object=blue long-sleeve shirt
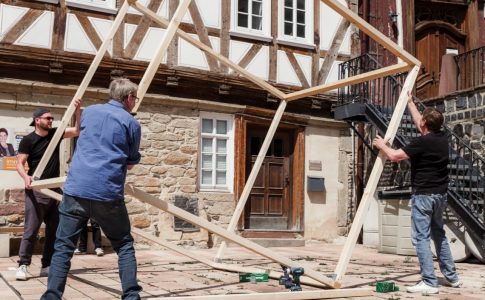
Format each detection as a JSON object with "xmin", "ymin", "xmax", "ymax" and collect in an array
[{"xmin": 64, "ymin": 100, "xmax": 141, "ymax": 201}]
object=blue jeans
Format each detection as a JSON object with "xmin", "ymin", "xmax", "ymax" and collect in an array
[
  {"xmin": 41, "ymin": 194, "xmax": 142, "ymax": 300},
  {"xmin": 411, "ymin": 193, "xmax": 459, "ymax": 287}
]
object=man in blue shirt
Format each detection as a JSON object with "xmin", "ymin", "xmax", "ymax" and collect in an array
[{"xmin": 41, "ymin": 78, "xmax": 142, "ymax": 300}]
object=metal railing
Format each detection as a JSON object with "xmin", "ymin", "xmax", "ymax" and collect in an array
[
  {"xmin": 338, "ymin": 53, "xmax": 485, "ymax": 228},
  {"xmin": 455, "ymin": 46, "xmax": 485, "ymax": 91}
]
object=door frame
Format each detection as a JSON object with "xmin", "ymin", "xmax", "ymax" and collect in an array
[{"xmin": 234, "ymin": 115, "xmax": 305, "ymax": 238}]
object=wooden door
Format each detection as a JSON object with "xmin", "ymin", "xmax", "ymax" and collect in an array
[
  {"xmin": 415, "ymin": 7, "xmax": 466, "ymax": 99},
  {"xmin": 244, "ymin": 127, "xmax": 292, "ymax": 230}
]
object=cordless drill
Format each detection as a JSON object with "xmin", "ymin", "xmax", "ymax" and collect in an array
[{"xmin": 279, "ymin": 265, "xmax": 304, "ymax": 292}]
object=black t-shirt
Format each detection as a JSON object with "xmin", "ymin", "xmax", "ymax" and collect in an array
[
  {"xmin": 18, "ymin": 128, "xmax": 63, "ymax": 179},
  {"xmin": 402, "ymin": 131, "xmax": 449, "ymax": 194}
]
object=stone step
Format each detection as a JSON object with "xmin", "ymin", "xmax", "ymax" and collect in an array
[{"xmin": 228, "ymin": 238, "xmax": 305, "ymax": 248}]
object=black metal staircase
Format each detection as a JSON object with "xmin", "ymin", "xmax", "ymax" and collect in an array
[{"xmin": 335, "ymin": 54, "xmax": 485, "ymax": 252}]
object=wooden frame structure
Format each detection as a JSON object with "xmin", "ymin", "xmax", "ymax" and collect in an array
[{"xmin": 27, "ymin": 0, "xmax": 420, "ymax": 296}]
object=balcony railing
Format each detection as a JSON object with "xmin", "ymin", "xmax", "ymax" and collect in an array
[{"xmin": 455, "ymin": 46, "xmax": 485, "ymax": 91}]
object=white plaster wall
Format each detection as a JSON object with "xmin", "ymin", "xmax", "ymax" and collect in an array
[
  {"xmin": 304, "ymin": 126, "xmax": 340, "ymax": 240},
  {"xmin": 363, "ymin": 192, "xmax": 380, "ymax": 246}
]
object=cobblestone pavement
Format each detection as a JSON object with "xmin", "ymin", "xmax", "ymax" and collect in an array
[{"xmin": 1, "ymin": 241, "xmax": 484, "ymax": 299}]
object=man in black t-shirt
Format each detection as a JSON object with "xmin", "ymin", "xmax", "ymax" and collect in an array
[
  {"xmin": 373, "ymin": 92, "xmax": 461, "ymax": 294},
  {"xmin": 15, "ymin": 102, "xmax": 81, "ymax": 281}
]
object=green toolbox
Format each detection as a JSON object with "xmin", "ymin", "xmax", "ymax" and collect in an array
[{"xmin": 239, "ymin": 273, "xmax": 269, "ymax": 283}]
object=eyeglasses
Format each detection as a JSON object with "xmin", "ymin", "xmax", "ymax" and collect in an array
[
  {"xmin": 131, "ymin": 94, "xmax": 140, "ymax": 103},
  {"xmin": 38, "ymin": 117, "xmax": 54, "ymax": 121}
]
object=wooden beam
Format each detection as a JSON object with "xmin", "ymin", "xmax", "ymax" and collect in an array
[
  {"xmin": 30, "ymin": 176, "xmax": 66, "ymax": 189},
  {"xmin": 219, "ymin": 0, "xmax": 230, "ymax": 73},
  {"xmin": 133, "ymin": 226, "xmax": 327, "ymax": 288},
  {"xmin": 131, "ymin": 0, "xmax": 191, "ymax": 113},
  {"xmin": 285, "ymin": 62, "xmax": 412, "ymax": 101},
  {"xmin": 31, "ymin": 0, "xmax": 130, "ymax": 180},
  {"xmin": 213, "ymin": 100, "xmax": 287, "ymax": 262},
  {"xmin": 333, "ymin": 65, "xmax": 420, "ymax": 284},
  {"xmin": 131, "ymin": 227, "xmax": 214, "ymax": 267},
  {"xmin": 187, "ymin": 0, "xmax": 219, "ymax": 72},
  {"xmin": 148, "ymin": 288, "xmax": 373, "ymax": 300},
  {"xmin": 286, "ymin": 51, "xmax": 310, "ymax": 88},
  {"xmin": 238, "ymin": 44, "xmax": 263, "ymax": 69},
  {"xmin": 125, "ymin": 184, "xmax": 338, "ymax": 288},
  {"xmin": 38, "ymin": 189, "xmax": 63, "ymax": 201},
  {"xmin": 124, "ymin": 0, "xmax": 163, "ymax": 59},
  {"xmin": 321, "ymin": 0, "xmax": 420, "ymax": 66},
  {"xmin": 130, "ymin": 1, "xmax": 286, "ymax": 100},
  {"xmin": 77, "ymin": 14, "xmax": 103, "ymax": 51},
  {"xmin": 1, "ymin": 9, "xmax": 43, "ymax": 44},
  {"xmin": 317, "ymin": 19, "xmax": 350, "ymax": 84}
]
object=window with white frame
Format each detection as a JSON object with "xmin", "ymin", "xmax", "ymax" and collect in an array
[
  {"xmin": 231, "ymin": 0, "xmax": 271, "ymax": 40},
  {"xmin": 66, "ymin": 0, "xmax": 117, "ymax": 14},
  {"xmin": 278, "ymin": 0, "xmax": 313, "ymax": 45},
  {"xmin": 199, "ymin": 113, "xmax": 234, "ymax": 192}
]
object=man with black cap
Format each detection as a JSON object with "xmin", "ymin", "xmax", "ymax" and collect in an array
[{"xmin": 15, "ymin": 100, "xmax": 81, "ymax": 281}]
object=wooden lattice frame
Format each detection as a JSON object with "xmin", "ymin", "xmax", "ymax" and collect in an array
[{"xmin": 28, "ymin": 0, "xmax": 420, "ymax": 295}]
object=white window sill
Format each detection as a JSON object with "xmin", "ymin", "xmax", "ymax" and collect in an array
[
  {"xmin": 199, "ymin": 187, "xmax": 232, "ymax": 193},
  {"xmin": 277, "ymin": 38, "xmax": 316, "ymax": 50},
  {"xmin": 66, "ymin": 1, "xmax": 118, "ymax": 14},
  {"xmin": 229, "ymin": 30, "xmax": 273, "ymax": 43}
]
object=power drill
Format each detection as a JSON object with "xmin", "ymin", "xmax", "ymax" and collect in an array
[{"xmin": 279, "ymin": 265, "xmax": 304, "ymax": 292}]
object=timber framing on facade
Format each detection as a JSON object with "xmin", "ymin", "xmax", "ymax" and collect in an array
[{"xmin": 25, "ymin": 0, "xmax": 420, "ymax": 296}]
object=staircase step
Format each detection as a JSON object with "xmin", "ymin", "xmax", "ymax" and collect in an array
[{"xmin": 449, "ymin": 187, "xmax": 485, "ymax": 193}]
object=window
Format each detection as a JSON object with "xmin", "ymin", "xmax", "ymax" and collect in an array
[
  {"xmin": 278, "ymin": 0, "xmax": 313, "ymax": 45},
  {"xmin": 231, "ymin": 0, "xmax": 271, "ymax": 41},
  {"xmin": 66, "ymin": 0, "xmax": 117, "ymax": 14},
  {"xmin": 199, "ymin": 113, "xmax": 234, "ymax": 192}
]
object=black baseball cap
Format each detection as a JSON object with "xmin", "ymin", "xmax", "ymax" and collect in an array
[{"xmin": 30, "ymin": 108, "xmax": 51, "ymax": 126}]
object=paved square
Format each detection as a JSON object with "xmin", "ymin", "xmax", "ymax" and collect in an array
[{"xmin": 1, "ymin": 241, "xmax": 484, "ymax": 299}]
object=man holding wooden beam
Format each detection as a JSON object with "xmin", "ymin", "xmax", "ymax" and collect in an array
[
  {"xmin": 15, "ymin": 103, "xmax": 81, "ymax": 281},
  {"xmin": 41, "ymin": 78, "xmax": 142, "ymax": 300},
  {"xmin": 373, "ymin": 92, "xmax": 461, "ymax": 294}
]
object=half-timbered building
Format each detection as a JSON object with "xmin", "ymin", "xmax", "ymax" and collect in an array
[{"xmin": 0, "ymin": 0, "xmax": 359, "ymax": 247}]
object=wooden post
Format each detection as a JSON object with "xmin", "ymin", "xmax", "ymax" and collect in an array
[
  {"xmin": 285, "ymin": 63, "xmax": 411, "ymax": 101},
  {"xmin": 130, "ymin": 1, "xmax": 286, "ymax": 100},
  {"xmin": 214, "ymin": 100, "xmax": 287, "ymax": 262},
  {"xmin": 125, "ymin": 184, "xmax": 338, "ymax": 288},
  {"xmin": 321, "ymin": 0, "xmax": 420, "ymax": 66},
  {"xmin": 131, "ymin": 0, "xmax": 191, "ymax": 113},
  {"xmin": 31, "ymin": 176, "xmax": 66, "ymax": 189},
  {"xmin": 332, "ymin": 65, "xmax": 420, "ymax": 284},
  {"xmin": 38, "ymin": 189, "xmax": 63, "ymax": 201},
  {"xmin": 31, "ymin": 1, "xmax": 130, "ymax": 180},
  {"xmin": 148, "ymin": 288, "xmax": 373, "ymax": 300}
]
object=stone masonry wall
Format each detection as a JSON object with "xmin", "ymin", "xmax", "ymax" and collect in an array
[
  {"xmin": 125, "ymin": 104, "xmax": 235, "ymax": 248},
  {"xmin": 337, "ymin": 130, "xmax": 355, "ymax": 236},
  {"xmin": 441, "ymin": 90, "xmax": 485, "ymax": 159}
]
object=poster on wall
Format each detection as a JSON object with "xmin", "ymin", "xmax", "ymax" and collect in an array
[{"xmin": 0, "ymin": 127, "xmax": 29, "ymax": 171}]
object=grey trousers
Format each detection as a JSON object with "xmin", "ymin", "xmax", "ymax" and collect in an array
[{"xmin": 18, "ymin": 189, "xmax": 60, "ymax": 268}]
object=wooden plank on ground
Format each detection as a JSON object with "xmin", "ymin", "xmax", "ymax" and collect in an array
[
  {"xmin": 131, "ymin": 0, "xmax": 191, "ymax": 113},
  {"xmin": 285, "ymin": 63, "xmax": 411, "ymax": 101},
  {"xmin": 133, "ymin": 227, "xmax": 327, "ymax": 288},
  {"xmin": 214, "ymin": 100, "xmax": 288, "ymax": 262},
  {"xmin": 125, "ymin": 185, "xmax": 338, "ymax": 288},
  {"xmin": 332, "ymin": 65, "xmax": 420, "ymax": 284},
  {"xmin": 130, "ymin": 1, "xmax": 286, "ymax": 100},
  {"xmin": 148, "ymin": 288, "xmax": 373, "ymax": 300},
  {"xmin": 31, "ymin": 1, "xmax": 130, "ymax": 180}
]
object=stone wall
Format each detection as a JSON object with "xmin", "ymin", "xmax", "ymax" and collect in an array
[
  {"xmin": 441, "ymin": 89, "xmax": 485, "ymax": 159},
  {"xmin": 125, "ymin": 105, "xmax": 236, "ymax": 248}
]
